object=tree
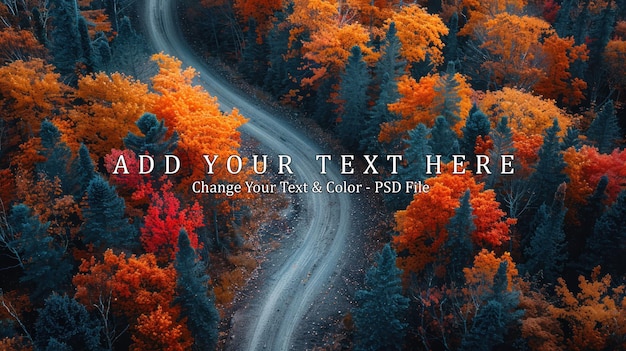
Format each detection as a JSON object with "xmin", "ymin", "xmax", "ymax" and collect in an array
[
  {"xmin": 428, "ymin": 115, "xmax": 459, "ymax": 162},
  {"xmin": 529, "ymin": 119, "xmax": 568, "ymax": 206},
  {"xmin": 460, "ymin": 261, "xmax": 523, "ymax": 351},
  {"xmin": 123, "ymin": 112, "xmax": 179, "ymax": 167},
  {"xmin": 551, "ymin": 267, "xmax": 626, "ymax": 351},
  {"xmin": 71, "ymin": 144, "xmax": 96, "ymax": 197},
  {"xmin": 433, "ymin": 62, "xmax": 462, "ymax": 127},
  {"xmin": 484, "ymin": 117, "xmax": 515, "ymax": 189},
  {"xmin": 77, "ymin": 16, "xmax": 95, "ymax": 73},
  {"xmin": 460, "ymin": 104, "xmax": 490, "ymax": 163},
  {"xmin": 336, "ymin": 46, "xmax": 370, "ymax": 150},
  {"xmin": 82, "ymin": 175, "xmax": 136, "ymax": 250},
  {"xmin": 0, "ymin": 27, "xmax": 47, "ymax": 65},
  {"xmin": 353, "ymin": 244, "xmax": 409, "ymax": 351},
  {"xmin": 394, "ymin": 172, "xmax": 512, "ymax": 279},
  {"xmin": 174, "ymin": 229, "xmax": 219, "ymax": 351},
  {"xmin": 386, "ymin": 4, "xmax": 448, "ymax": 67},
  {"xmin": 132, "ymin": 305, "xmax": 192, "ymax": 351},
  {"xmin": 399, "ymin": 123, "xmax": 432, "ymax": 183},
  {"xmin": 36, "ymin": 120, "xmax": 75, "ymax": 194},
  {"xmin": 49, "ymin": 0, "xmax": 83, "ymax": 78},
  {"xmin": 109, "ymin": 17, "xmax": 152, "ymax": 79},
  {"xmin": 8, "ymin": 204, "xmax": 72, "ymax": 300},
  {"xmin": 34, "ymin": 294, "xmax": 101, "ymax": 351},
  {"xmin": 578, "ymin": 191, "xmax": 626, "ymax": 275},
  {"xmin": 524, "ymin": 184, "xmax": 568, "ymax": 282},
  {"xmin": 585, "ymin": 100, "xmax": 621, "ymax": 153},
  {"xmin": 136, "ymin": 180, "xmax": 203, "ymax": 262},
  {"xmin": 445, "ymin": 190, "xmax": 475, "ymax": 284}
]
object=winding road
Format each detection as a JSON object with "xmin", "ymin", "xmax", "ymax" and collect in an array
[{"xmin": 143, "ymin": 1, "xmax": 355, "ymax": 350}]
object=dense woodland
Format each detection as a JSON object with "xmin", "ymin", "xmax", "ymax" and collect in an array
[{"xmin": 0, "ymin": 0, "xmax": 626, "ymax": 350}]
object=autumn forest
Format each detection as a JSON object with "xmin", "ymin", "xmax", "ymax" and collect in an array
[{"xmin": 1, "ymin": 0, "xmax": 626, "ymax": 349}]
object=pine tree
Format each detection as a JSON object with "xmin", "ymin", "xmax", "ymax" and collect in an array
[
  {"xmin": 32, "ymin": 7, "xmax": 49, "ymax": 47},
  {"xmin": 530, "ymin": 119, "xmax": 568, "ymax": 205},
  {"xmin": 579, "ymin": 190, "xmax": 626, "ymax": 275},
  {"xmin": 109, "ymin": 17, "xmax": 151, "ymax": 79},
  {"xmin": 49, "ymin": 0, "xmax": 82, "ymax": 78},
  {"xmin": 37, "ymin": 120, "xmax": 76, "ymax": 196},
  {"xmin": 8, "ymin": 204, "xmax": 72, "ymax": 300},
  {"xmin": 485, "ymin": 117, "xmax": 515, "ymax": 189},
  {"xmin": 361, "ymin": 23, "xmax": 404, "ymax": 154},
  {"xmin": 460, "ymin": 261, "xmax": 523, "ymax": 351},
  {"xmin": 71, "ymin": 143, "xmax": 96, "ymax": 197},
  {"xmin": 571, "ymin": 175, "xmax": 608, "ymax": 260},
  {"xmin": 443, "ymin": 12, "xmax": 460, "ymax": 65},
  {"xmin": 311, "ymin": 77, "xmax": 338, "ymax": 128},
  {"xmin": 78, "ymin": 16, "xmax": 95, "ymax": 73},
  {"xmin": 82, "ymin": 175, "xmax": 136, "ymax": 250},
  {"xmin": 34, "ymin": 294, "xmax": 101, "ymax": 351},
  {"xmin": 428, "ymin": 115, "xmax": 459, "ymax": 162},
  {"xmin": 93, "ymin": 31, "xmax": 112, "ymax": 70},
  {"xmin": 562, "ymin": 126, "xmax": 582, "ymax": 151},
  {"xmin": 445, "ymin": 190, "xmax": 475, "ymax": 284},
  {"xmin": 586, "ymin": 100, "xmax": 621, "ymax": 153},
  {"xmin": 240, "ymin": 19, "xmax": 267, "ymax": 86},
  {"xmin": 123, "ymin": 112, "xmax": 179, "ymax": 161},
  {"xmin": 460, "ymin": 104, "xmax": 490, "ymax": 162},
  {"xmin": 264, "ymin": 7, "xmax": 302, "ymax": 98},
  {"xmin": 524, "ymin": 185, "xmax": 568, "ymax": 282},
  {"xmin": 353, "ymin": 244, "xmax": 409, "ymax": 351},
  {"xmin": 174, "ymin": 229, "xmax": 219, "ymax": 351},
  {"xmin": 337, "ymin": 46, "xmax": 370, "ymax": 150}
]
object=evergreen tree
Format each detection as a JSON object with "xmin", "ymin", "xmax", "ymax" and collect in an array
[
  {"xmin": 485, "ymin": 117, "xmax": 515, "ymax": 189},
  {"xmin": 570, "ymin": 175, "xmax": 608, "ymax": 260},
  {"xmin": 71, "ymin": 143, "xmax": 96, "ymax": 197},
  {"xmin": 82, "ymin": 175, "xmax": 136, "ymax": 250},
  {"xmin": 428, "ymin": 115, "xmax": 459, "ymax": 162},
  {"xmin": 586, "ymin": 100, "xmax": 621, "ymax": 153},
  {"xmin": 443, "ymin": 12, "xmax": 460, "ymax": 65},
  {"xmin": 460, "ymin": 104, "xmax": 490, "ymax": 162},
  {"xmin": 123, "ymin": 113, "xmax": 179, "ymax": 161},
  {"xmin": 336, "ymin": 46, "xmax": 370, "ymax": 150},
  {"xmin": 311, "ymin": 77, "xmax": 338, "ymax": 128},
  {"xmin": 34, "ymin": 294, "xmax": 101, "ymax": 351},
  {"xmin": 49, "ymin": 0, "xmax": 83, "ymax": 78},
  {"xmin": 109, "ymin": 17, "xmax": 151, "ymax": 79},
  {"xmin": 562, "ymin": 126, "xmax": 582, "ymax": 151},
  {"xmin": 93, "ymin": 31, "xmax": 112, "ymax": 70},
  {"xmin": 37, "ymin": 120, "xmax": 76, "ymax": 195},
  {"xmin": 529, "ymin": 119, "xmax": 567, "ymax": 205},
  {"xmin": 445, "ymin": 190, "xmax": 475, "ymax": 284},
  {"xmin": 361, "ymin": 23, "xmax": 404, "ymax": 154},
  {"xmin": 353, "ymin": 244, "xmax": 409, "ymax": 351},
  {"xmin": 433, "ymin": 62, "xmax": 462, "ymax": 127},
  {"xmin": 579, "ymin": 190, "xmax": 626, "ymax": 275},
  {"xmin": 399, "ymin": 123, "xmax": 432, "ymax": 182},
  {"xmin": 524, "ymin": 185, "xmax": 568, "ymax": 282},
  {"xmin": 174, "ymin": 229, "xmax": 220, "ymax": 351},
  {"xmin": 460, "ymin": 261, "xmax": 523, "ymax": 351},
  {"xmin": 78, "ymin": 16, "xmax": 95, "ymax": 73},
  {"xmin": 8, "ymin": 204, "xmax": 72, "ymax": 300},
  {"xmin": 264, "ymin": 7, "xmax": 302, "ymax": 98},
  {"xmin": 32, "ymin": 7, "xmax": 49, "ymax": 47}
]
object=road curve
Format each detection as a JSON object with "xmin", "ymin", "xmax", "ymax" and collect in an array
[{"xmin": 142, "ymin": 1, "xmax": 354, "ymax": 350}]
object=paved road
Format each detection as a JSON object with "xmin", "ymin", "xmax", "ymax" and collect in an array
[{"xmin": 142, "ymin": 2, "xmax": 354, "ymax": 350}]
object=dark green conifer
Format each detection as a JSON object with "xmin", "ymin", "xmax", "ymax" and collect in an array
[
  {"xmin": 445, "ymin": 190, "xmax": 475, "ymax": 284},
  {"xmin": 49, "ymin": 0, "xmax": 83, "ymax": 78},
  {"xmin": 174, "ymin": 229, "xmax": 220, "ymax": 351},
  {"xmin": 336, "ymin": 46, "xmax": 370, "ymax": 150},
  {"xmin": 353, "ymin": 244, "xmax": 409, "ymax": 351},
  {"xmin": 428, "ymin": 115, "xmax": 459, "ymax": 162},
  {"xmin": 485, "ymin": 117, "xmax": 515, "ymax": 189},
  {"xmin": 460, "ymin": 104, "xmax": 490, "ymax": 162},
  {"xmin": 586, "ymin": 100, "xmax": 621, "ymax": 153}
]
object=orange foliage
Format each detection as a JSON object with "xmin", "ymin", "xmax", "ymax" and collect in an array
[
  {"xmin": 463, "ymin": 249, "xmax": 518, "ymax": 295},
  {"xmin": 535, "ymin": 35, "xmax": 588, "ymax": 106},
  {"xmin": 604, "ymin": 39, "xmax": 626, "ymax": 91},
  {"xmin": 550, "ymin": 267, "xmax": 626, "ymax": 351},
  {"xmin": 478, "ymin": 87, "xmax": 574, "ymax": 137},
  {"xmin": 459, "ymin": 0, "xmax": 527, "ymax": 37},
  {"xmin": 563, "ymin": 146, "xmax": 626, "ymax": 208},
  {"xmin": 68, "ymin": 72, "xmax": 153, "ymax": 157},
  {"xmin": 233, "ymin": 0, "xmax": 282, "ymax": 37},
  {"xmin": 150, "ymin": 53, "xmax": 247, "ymax": 191},
  {"xmin": 480, "ymin": 14, "xmax": 553, "ymax": 89},
  {"xmin": 383, "ymin": 72, "xmax": 472, "ymax": 142},
  {"xmin": 301, "ymin": 22, "xmax": 376, "ymax": 85},
  {"xmin": 512, "ymin": 133, "xmax": 543, "ymax": 175},
  {"xmin": 0, "ymin": 59, "xmax": 67, "ymax": 139},
  {"xmin": 394, "ymin": 170, "xmax": 512, "ymax": 277},
  {"xmin": 0, "ymin": 28, "xmax": 47, "ymax": 64},
  {"xmin": 81, "ymin": 10, "xmax": 113, "ymax": 38},
  {"xmin": 385, "ymin": 4, "xmax": 448, "ymax": 66},
  {"xmin": 519, "ymin": 288, "xmax": 565, "ymax": 351},
  {"xmin": 73, "ymin": 250, "xmax": 192, "ymax": 348},
  {"xmin": 132, "ymin": 305, "xmax": 193, "ymax": 351}
]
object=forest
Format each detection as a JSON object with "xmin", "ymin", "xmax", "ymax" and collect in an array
[{"xmin": 1, "ymin": 0, "xmax": 626, "ymax": 350}]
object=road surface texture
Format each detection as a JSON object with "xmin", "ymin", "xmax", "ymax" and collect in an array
[{"xmin": 143, "ymin": 1, "xmax": 357, "ymax": 350}]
